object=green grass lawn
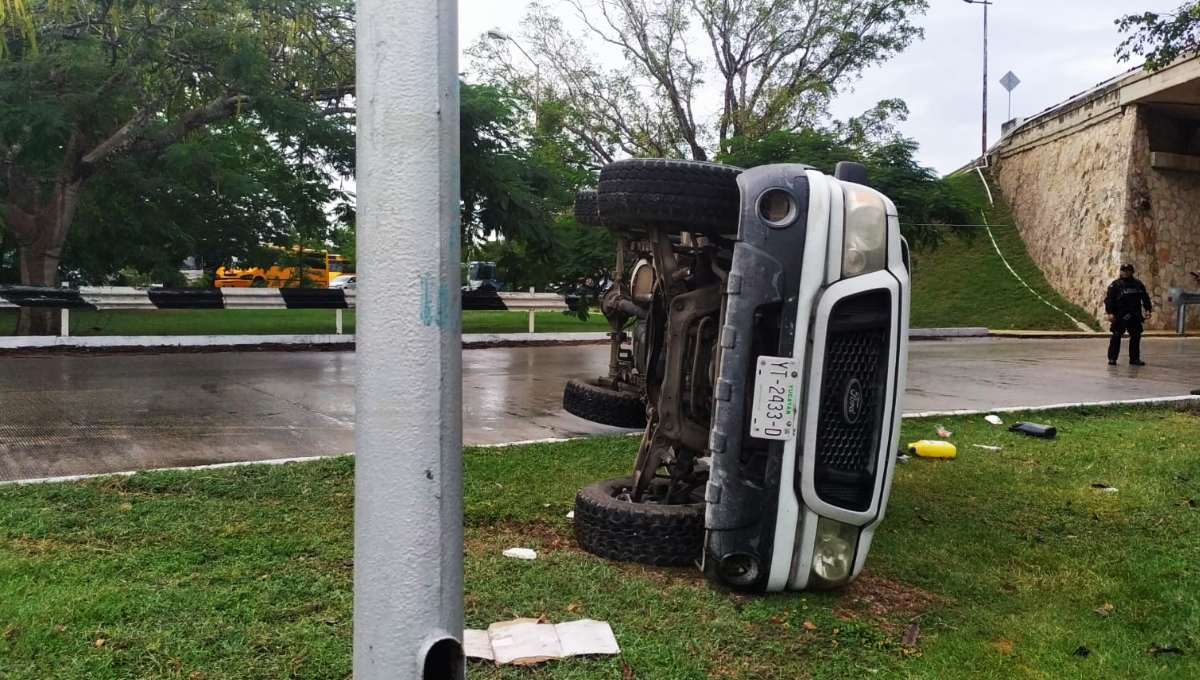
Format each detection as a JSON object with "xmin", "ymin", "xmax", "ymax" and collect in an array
[
  {"xmin": 0, "ymin": 309, "xmax": 610, "ymax": 336},
  {"xmin": 909, "ymin": 172, "xmax": 1102, "ymax": 331},
  {"xmin": 3, "ymin": 406, "xmax": 1197, "ymax": 678}
]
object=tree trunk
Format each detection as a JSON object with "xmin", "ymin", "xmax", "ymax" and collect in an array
[
  {"xmin": 0, "ymin": 230, "xmax": 13, "ymax": 282},
  {"xmin": 6, "ymin": 184, "xmax": 81, "ymax": 336},
  {"xmin": 16, "ymin": 234, "xmax": 64, "ymax": 336}
]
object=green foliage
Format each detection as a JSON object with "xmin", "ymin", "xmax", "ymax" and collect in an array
[
  {"xmin": 459, "ymin": 83, "xmax": 613, "ymax": 293},
  {"xmin": 61, "ymin": 122, "xmax": 353, "ymax": 285},
  {"xmin": 718, "ymin": 131, "xmax": 974, "ymax": 250},
  {"xmin": 0, "ymin": 0, "xmax": 355, "ymax": 288},
  {"xmin": 1116, "ymin": 2, "xmax": 1200, "ymax": 70}
]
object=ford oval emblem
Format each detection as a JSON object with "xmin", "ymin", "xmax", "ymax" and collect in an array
[{"xmin": 843, "ymin": 379, "xmax": 864, "ymax": 424}]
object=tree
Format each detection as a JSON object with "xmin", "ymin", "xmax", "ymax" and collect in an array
[
  {"xmin": 467, "ymin": 0, "xmax": 928, "ymax": 162},
  {"xmin": 61, "ymin": 120, "xmax": 353, "ymax": 287},
  {"xmin": 458, "ymin": 82, "xmax": 614, "ymax": 294},
  {"xmin": 1116, "ymin": 3, "xmax": 1200, "ymax": 70},
  {"xmin": 0, "ymin": 0, "xmax": 354, "ymax": 334}
]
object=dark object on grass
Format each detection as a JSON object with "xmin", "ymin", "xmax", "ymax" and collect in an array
[
  {"xmin": 902, "ymin": 624, "xmax": 921, "ymax": 647},
  {"xmin": 1073, "ymin": 646, "xmax": 1091, "ymax": 658},
  {"xmin": 1010, "ymin": 421, "xmax": 1057, "ymax": 439},
  {"xmin": 1148, "ymin": 645, "xmax": 1185, "ymax": 656}
]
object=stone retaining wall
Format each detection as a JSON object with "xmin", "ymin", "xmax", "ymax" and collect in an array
[{"xmin": 994, "ymin": 104, "xmax": 1200, "ymax": 330}]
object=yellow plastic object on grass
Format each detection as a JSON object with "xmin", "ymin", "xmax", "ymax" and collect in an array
[{"xmin": 908, "ymin": 440, "xmax": 957, "ymax": 459}]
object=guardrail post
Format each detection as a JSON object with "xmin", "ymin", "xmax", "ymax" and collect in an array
[
  {"xmin": 60, "ymin": 282, "xmax": 70, "ymax": 338},
  {"xmin": 336, "ymin": 308, "xmax": 344, "ymax": 335},
  {"xmin": 529, "ymin": 286, "xmax": 536, "ymax": 333},
  {"xmin": 355, "ymin": 0, "xmax": 463, "ymax": 674},
  {"xmin": 1179, "ymin": 304, "xmax": 1187, "ymax": 336}
]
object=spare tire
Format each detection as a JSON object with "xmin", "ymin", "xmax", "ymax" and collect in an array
[
  {"xmin": 574, "ymin": 189, "xmax": 602, "ymax": 226},
  {"xmin": 597, "ymin": 158, "xmax": 743, "ymax": 233},
  {"xmin": 562, "ymin": 378, "xmax": 646, "ymax": 429},
  {"xmin": 574, "ymin": 477, "xmax": 705, "ymax": 568}
]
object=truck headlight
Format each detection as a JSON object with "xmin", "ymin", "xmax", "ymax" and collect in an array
[
  {"xmin": 810, "ymin": 517, "xmax": 860, "ymax": 588},
  {"xmin": 842, "ymin": 186, "xmax": 887, "ymax": 278}
]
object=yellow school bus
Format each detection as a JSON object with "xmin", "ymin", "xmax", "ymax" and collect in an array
[{"xmin": 215, "ymin": 246, "xmax": 353, "ymax": 288}]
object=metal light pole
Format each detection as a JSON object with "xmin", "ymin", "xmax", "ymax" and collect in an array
[
  {"xmin": 356, "ymin": 0, "xmax": 463, "ymax": 674},
  {"xmin": 487, "ymin": 28, "xmax": 541, "ymax": 127},
  {"xmin": 963, "ymin": 0, "xmax": 993, "ymax": 159}
]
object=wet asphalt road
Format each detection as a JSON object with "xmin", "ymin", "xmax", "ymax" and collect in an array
[{"xmin": 2, "ymin": 337, "xmax": 1199, "ymax": 482}]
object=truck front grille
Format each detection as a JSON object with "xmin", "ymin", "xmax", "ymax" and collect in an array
[{"xmin": 813, "ymin": 291, "xmax": 891, "ymax": 511}]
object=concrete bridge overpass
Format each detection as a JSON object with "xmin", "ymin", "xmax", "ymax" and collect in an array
[{"xmin": 991, "ymin": 53, "xmax": 1200, "ymax": 330}]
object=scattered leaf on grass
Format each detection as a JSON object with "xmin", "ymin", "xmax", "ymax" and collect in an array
[
  {"xmin": 621, "ymin": 657, "xmax": 635, "ymax": 679},
  {"xmin": 768, "ymin": 617, "xmax": 787, "ymax": 625},
  {"xmin": 903, "ymin": 624, "xmax": 920, "ymax": 647},
  {"xmin": 189, "ymin": 673, "xmax": 207, "ymax": 680},
  {"xmin": 54, "ymin": 625, "xmax": 66, "ymax": 633},
  {"xmin": 1090, "ymin": 483, "xmax": 1118, "ymax": 493},
  {"xmin": 118, "ymin": 503, "xmax": 133, "ymax": 512},
  {"xmin": 803, "ymin": 621, "xmax": 817, "ymax": 631},
  {"xmin": 94, "ymin": 639, "xmax": 106, "ymax": 648},
  {"xmin": 1095, "ymin": 603, "xmax": 1114, "ymax": 618},
  {"xmin": 567, "ymin": 602, "xmax": 581, "ymax": 613},
  {"xmin": 1074, "ymin": 646, "xmax": 1091, "ymax": 658}
]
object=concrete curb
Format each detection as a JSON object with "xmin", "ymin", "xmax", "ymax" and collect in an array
[
  {"xmin": 987, "ymin": 330, "xmax": 1192, "ymax": 339},
  {"xmin": 912, "ymin": 327, "xmax": 989, "ymax": 339},
  {"xmin": 905, "ymin": 394, "xmax": 1200, "ymax": 419}
]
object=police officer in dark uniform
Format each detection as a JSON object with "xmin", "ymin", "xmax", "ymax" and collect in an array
[{"xmin": 1104, "ymin": 264, "xmax": 1153, "ymax": 366}]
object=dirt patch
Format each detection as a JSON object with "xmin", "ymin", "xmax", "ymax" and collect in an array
[
  {"xmin": 607, "ymin": 561, "xmax": 708, "ymax": 589},
  {"xmin": 463, "ymin": 520, "xmax": 577, "ymax": 559},
  {"xmin": 838, "ymin": 573, "xmax": 946, "ymax": 631}
]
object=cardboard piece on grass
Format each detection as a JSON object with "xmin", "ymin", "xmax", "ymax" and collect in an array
[
  {"xmin": 489, "ymin": 618, "xmax": 561, "ymax": 665},
  {"xmin": 464, "ymin": 618, "xmax": 621, "ymax": 665},
  {"xmin": 462, "ymin": 629, "xmax": 494, "ymax": 661}
]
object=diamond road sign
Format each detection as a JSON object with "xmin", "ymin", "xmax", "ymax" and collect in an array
[{"xmin": 1000, "ymin": 71, "xmax": 1021, "ymax": 92}]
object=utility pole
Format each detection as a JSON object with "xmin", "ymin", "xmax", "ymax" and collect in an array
[
  {"xmin": 356, "ymin": 0, "xmax": 464, "ymax": 675},
  {"xmin": 487, "ymin": 28, "xmax": 541, "ymax": 128},
  {"xmin": 963, "ymin": 0, "xmax": 993, "ymax": 159}
]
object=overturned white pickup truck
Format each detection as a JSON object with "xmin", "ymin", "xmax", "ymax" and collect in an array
[{"xmin": 564, "ymin": 158, "xmax": 911, "ymax": 592}]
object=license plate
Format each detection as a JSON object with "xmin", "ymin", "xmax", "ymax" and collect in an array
[{"xmin": 750, "ymin": 356, "xmax": 801, "ymax": 441}]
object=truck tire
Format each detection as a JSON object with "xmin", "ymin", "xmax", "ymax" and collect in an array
[
  {"xmin": 574, "ymin": 477, "xmax": 705, "ymax": 568},
  {"xmin": 574, "ymin": 189, "xmax": 602, "ymax": 226},
  {"xmin": 597, "ymin": 158, "xmax": 743, "ymax": 233},
  {"xmin": 562, "ymin": 378, "xmax": 646, "ymax": 429}
]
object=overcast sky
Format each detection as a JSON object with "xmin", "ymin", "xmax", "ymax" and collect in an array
[{"xmin": 457, "ymin": 0, "xmax": 1179, "ymax": 175}]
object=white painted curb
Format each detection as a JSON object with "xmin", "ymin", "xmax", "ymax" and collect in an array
[{"xmin": 904, "ymin": 394, "xmax": 1200, "ymax": 418}]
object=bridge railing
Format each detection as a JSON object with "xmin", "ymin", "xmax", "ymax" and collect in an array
[
  {"xmin": 1165, "ymin": 288, "xmax": 1200, "ymax": 335},
  {"xmin": 0, "ymin": 285, "xmax": 583, "ymax": 337}
]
